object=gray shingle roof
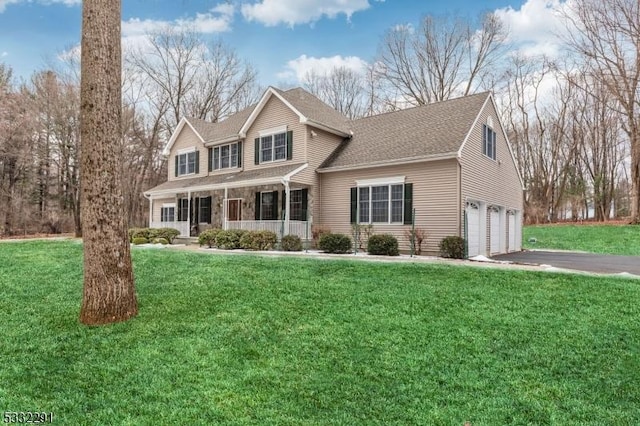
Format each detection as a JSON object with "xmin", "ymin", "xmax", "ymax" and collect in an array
[
  {"xmin": 320, "ymin": 92, "xmax": 490, "ymax": 170},
  {"xmin": 275, "ymin": 87, "xmax": 351, "ymax": 134},
  {"xmin": 145, "ymin": 163, "xmax": 306, "ymax": 195},
  {"xmin": 186, "ymin": 103, "xmax": 255, "ymax": 144}
]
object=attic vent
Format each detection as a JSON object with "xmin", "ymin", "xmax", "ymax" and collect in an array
[{"xmin": 486, "ymin": 116, "xmax": 494, "ymax": 128}]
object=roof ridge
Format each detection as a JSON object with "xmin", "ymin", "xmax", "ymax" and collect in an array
[{"xmin": 349, "ymin": 91, "xmax": 491, "ymax": 124}]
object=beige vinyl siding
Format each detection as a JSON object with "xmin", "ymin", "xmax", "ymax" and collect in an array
[
  {"xmin": 318, "ymin": 159, "xmax": 459, "ymax": 254},
  {"xmin": 244, "ymin": 96, "xmax": 307, "ymax": 173},
  {"xmin": 152, "ymin": 197, "xmax": 175, "ymax": 222},
  {"xmin": 167, "ymin": 126, "xmax": 207, "ymax": 181},
  {"xmin": 460, "ymin": 99, "xmax": 523, "ymax": 251}
]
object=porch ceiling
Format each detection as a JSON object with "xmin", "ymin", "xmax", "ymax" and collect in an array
[{"xmin": 144, "ymin": 163, "xmax": 307, "ymax": 197}]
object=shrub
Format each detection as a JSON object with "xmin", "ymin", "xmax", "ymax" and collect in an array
[
  {"xmin": 132, "ymin": 237, "xmax": 148, "ymax": 245},
  {"xmin": 215, "ymin": 229, "xmax": 247, "ymax": 250},
  {"xmin": 439, "ymin": 236, "xmax": 466, "ymax": 259},
  {"xmin": 154, "ymin": 228, "xmax": 180, "ymax": 243},
  {"xmin": 311, "ymin": 225, "xmax": 330, "ymax": 249},
  {"xmin": 352, "ymin": 223, "xmax": 374, "ymax": 250},
  {"xmin": 198, "ymin": 228, "xmax": 222, "ymax": 248},
  {"xmin": 318, "ymin": 233, "xmax": 352, "ymax": 254},
  {"xmin": 128, "ymin": 228, "xmax": 149, "ymax": 242},
  {"xmin": 151, "ymin": 237, "xmax": 169, "ymax": 245},
  {"xmin": 281, "ymin": 234, "xmax": 303, "ymax": 251},
  {"xmin": 367, "ymin": 234, "xmax": 399, "ymax": 256},
  {"xmin": 240, "ymin": 230, "xmax": 277, "ymax": 251},
  {"xmin": 404, "ymin": 227, "xmax": 427, "ymax": 255}
]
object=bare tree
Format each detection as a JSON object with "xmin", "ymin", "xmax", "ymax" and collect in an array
[
  {"xmin": 303, "ymin": 66, "xmax": 366, "ymax": 119},
  {"xmin": 79, "ymin": 0, "xmax": 137, "ymax": 324},
  {"xmin": 126, "ymin": 28, "xmax": 261, "ymax": 134},
  {"xmin": 563, "ymin": 0, "xmax": 640, "ymax": 222},
  {"xmin": 377, "ymin": 12, "xmax": 507, "ymax": 105}
]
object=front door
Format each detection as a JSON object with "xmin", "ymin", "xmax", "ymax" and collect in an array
[{"xmin": 227, "ymin": 199, "xmax": 242, "ymax": 221}]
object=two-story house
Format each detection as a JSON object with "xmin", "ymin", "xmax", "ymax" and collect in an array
[{"xmin": 144, "ymin": 86, "xmax": 523, "ymax": 256}]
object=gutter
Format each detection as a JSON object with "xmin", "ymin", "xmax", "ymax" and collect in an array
[{"xmin": 318, "ymin": 152, "xmax": 458, "ymax": 173}]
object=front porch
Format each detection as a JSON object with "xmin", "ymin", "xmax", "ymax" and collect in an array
[
  {"xmin": 145, "ymin": 164, "xmax": 313, "ymax": 240},
  {"xmin": 149, "ymin": 218, "xmax": 311, "ymax": 240}
]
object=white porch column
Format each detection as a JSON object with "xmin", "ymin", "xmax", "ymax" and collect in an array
[
  {"xmin": 284, "ymin": 181, "xmax": 291, "ymax": 235},
  {"xmin": 148, "ymin": 196, "xmax": 153, "ymax": 227},
  {"xmin": 223, "ymin": 187, "xmax": 228, "ymax": 230},
  {"xmin": 187, "ymin": 191, "xmax": 191, "ymax": 234}
]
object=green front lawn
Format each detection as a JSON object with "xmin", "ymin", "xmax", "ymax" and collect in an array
[
  {"xmin": 2, "ymin": 241, "xmax": 639, "ymax": 424},
  {"xmin": 524, "ymin": 224, "xmax": 640, "ymax": 255}
]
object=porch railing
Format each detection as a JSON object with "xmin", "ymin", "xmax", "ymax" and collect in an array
[
  {"xmin": 150, "ymin": 221, "xmax": 190, "ymax": 237},
  {"xmin": 224, "ymin": 220, "xmax": 309, "ymax": 240}
]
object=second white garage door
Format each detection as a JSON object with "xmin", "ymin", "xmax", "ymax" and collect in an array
[
  {"xmin": 466, "ymin": 202, "xmax": 481, "ymax": 257},
  {"xmin": 490, "ymin": 207, "xmax": 501, "ymax": 254}
]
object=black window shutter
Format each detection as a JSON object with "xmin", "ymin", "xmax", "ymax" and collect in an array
[
  {"xmin": 208, "ymin": 148, "xmax": 212, "ymax": 172},
  {"xmin": 174, "ymin": 156, "xmax": 179, "ymax": 177},
  {"xmin": 255, "ymin": 192, "xmax": 261, "ymax": 220},
  {"xmin": 301, "ymin": 188, "xmax": 308, "ymax": 221},
  {"xmin": 350, "ymin": 187, "xmax": 357, "ymax": 224},
  {"xmin": 201, "ymin": 196, "xmax": 212, "ymax": 224},
  {"xmin": 193, "ymin": 197, "xmax": 199, "ymax": 223},
  {"xmin": 254, "ymin": 138, "xmax": 260, "ymax": 164},
  {"xmin": 237, "ymin": 141, "xmax": 242, "ymax": 168},
  {"xmin": 403, "ymin": 183, "xmax": 413, "ymax": 225},
  {"xmin": 177, "ymin": 198, "xmax": 182, "ymax": 221},
  {"xmin": 286, "ymin": 130, "xmax": 293, "ymax": 160},
  {"xmin": 272, "ymin": 190, "xmax": 279, "ymax": 220},
  {"xmin": 195, "ymin": 150, "xmax": 200, "ymax": 174}
]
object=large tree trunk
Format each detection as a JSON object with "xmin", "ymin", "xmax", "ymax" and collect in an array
[{"xmin": 79, "ymin": 0, "xmax": 137, "ymax": 324}]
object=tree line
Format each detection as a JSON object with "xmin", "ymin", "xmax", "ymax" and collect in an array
[{"xmin": 1, "ymin": 0, "xmax": 638, "ymax": 236}]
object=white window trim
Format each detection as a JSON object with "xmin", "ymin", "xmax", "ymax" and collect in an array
[
  {"xmin": 212, "ymin": 142, "xmax": 239, "ymax": 170},
  {"xmin": 259, "ymin": 132, "xmax": 287, "ymax": 164},
  {"xmin": 162, "ymin": 203, "xmax": 176, "ymax": 208},
  {"xmin": 177, "ymin": 146, "xmax": 196, "ymax": 154},
  {"xmin": 358, "ymin": 183, "xmax": 405, "ymax": 225},
  {"xmin": 356, "ymin": 176, "xmax": 405, "ymax": 187},
  {"xmin": 258, "ymin": 125, "xmax": 287, "ymax": 137}
]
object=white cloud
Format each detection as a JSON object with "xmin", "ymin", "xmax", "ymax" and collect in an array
[
  {"xmin": 1, "ymin": 51, "xmax": 8, "ymax": 57},
  {"xmin": 278, "ymin": 54, "xmax": 368, "ymax": 82},
  {"xmin": 241, "ymin": 0, "xmax": 371, "ymax": 26},
  {"xmin": 494, "ymin": 0, "xmax": 571, "ymax": 58},
  {"xmin": 0, "ymin": 0, "xmax": 80, "ymax": 13},
  {"xmin": 122, "ymin": 4, "xmax": 235, "ymax": 38}
]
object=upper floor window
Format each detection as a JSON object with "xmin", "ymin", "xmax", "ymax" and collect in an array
[
  {"xmin": 483, "ymin": 124, "xmax": 496, "ymax": 160},
  {"xmin": 254, "ymin": 127, "xmax": 292, "ymax": 165},
  {"xmin": 210, "ymin": 142, "xmax": 241, "ymax": 171},
  {"xmin": 175, "ymin": 149, "xmax": 199, "ymax": 177}
]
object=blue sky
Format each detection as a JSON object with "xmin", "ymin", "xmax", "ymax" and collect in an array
[{"xmin": 0, "ymin": 0, "xmax": 566, "ymax": 85}]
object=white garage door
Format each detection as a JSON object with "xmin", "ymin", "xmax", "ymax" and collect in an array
[
  {"xmin": 466, "ymin": 202, "xmax": 480, "ymax": 257},
  {"xmin": 490, "ymin": 207, "xmax": 500, "ymax": 254},
  {"xmin": 508, "ymin": 212, "xmax": 516, "ymax": 252}
]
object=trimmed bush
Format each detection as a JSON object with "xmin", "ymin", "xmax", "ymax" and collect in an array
[
  {"xmin": 281, "ymin": 234, "xmax": 303, "ymax": 251},
  {"xmin": 155, "ymin": 228, "xmax": 180, "ymax": 243},
  {"xmin": 132, "ymin": 237, "xmax": 148, "ymax": 245},
  {"xmin": 240, "ymin": 230, "xmax": 277, "ymax": 251},
  {"xmin": 367, "ymin": 234, "xmax": 399, "ymax": 256},
  {"xmin": 151, "ymin": 237, "xmax": 169, "ymax": 245},
  {"xmin": 198, "ymin": 228, "xmax": 222, "ymax": 248},
  {"xmin": 128, "ymin": 228, "xmax": 149, "ymax": 242},
  {"xmin": 319, "ymin": 233, "xmax": 352, "ymax": 254},
  {"xmin": 215, "ymin": 229, "xmax": 247, "ymax": 250},
  {"xmin": 439, "ymin": 236, "xmax": 466, "ymax": 259}
]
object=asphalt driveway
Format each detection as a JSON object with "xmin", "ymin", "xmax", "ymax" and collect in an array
[{"xmin": 491, "ymin": 251, "xmax": 640, "ymax": 275}]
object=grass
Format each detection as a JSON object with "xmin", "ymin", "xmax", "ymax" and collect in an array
[
  {"xmin": 1, "ymin": 240, "xmax": 640, "ymax": 425},
  {"xmin": 523, "ymin": 224, "xmax": 640, "ymax": 255}
]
